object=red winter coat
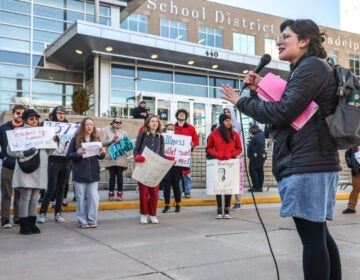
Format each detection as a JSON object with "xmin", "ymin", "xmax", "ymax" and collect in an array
[
  {"xmin": 174, "ymin": 122, "xmax": 199, "ymax": 148},
  {"xmin": 206, "ymin": 129, "xmax": 242, "ymax": 160}
]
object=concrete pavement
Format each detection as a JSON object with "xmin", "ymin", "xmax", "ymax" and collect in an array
[{"xmin": 0, "ymin": 187, "xmax": 359, "ymax": 280}]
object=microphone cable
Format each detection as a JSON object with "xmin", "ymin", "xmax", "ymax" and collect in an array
[{"xmin": 237, "ymin": 87, "xmax": 280, "ymax": 280}]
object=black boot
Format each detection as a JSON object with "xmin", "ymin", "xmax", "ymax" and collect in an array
[
  {"xmin": 28, "ymin": 216, "xmax": 41, "ymax": 234},
  {"xmin": 19, "ymin": 217, "xmax": 32, "ymax": 235},
  {"xmin": 162, "ymin": 205, "xmax": 170, "ymax": 213}
]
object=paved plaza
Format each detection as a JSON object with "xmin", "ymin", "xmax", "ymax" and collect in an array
[{"xmin": 0, "ymin": 189, "xmax": 359, "ymax": 280}]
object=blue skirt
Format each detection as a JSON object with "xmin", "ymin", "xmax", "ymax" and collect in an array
[{"xmin": 278, "ymin": 172, "xmax": 339, "ymax": 222}]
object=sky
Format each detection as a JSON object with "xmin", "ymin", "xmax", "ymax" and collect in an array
[{"xmin": 207, "ymin": 0, "xmax": 357, "ymax": 32}]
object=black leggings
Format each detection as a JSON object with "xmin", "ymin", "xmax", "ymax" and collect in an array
[{"xmin": 293, "ymin": 217, "xmax": 341, "ymax": 280}]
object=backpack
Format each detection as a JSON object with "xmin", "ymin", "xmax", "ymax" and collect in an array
[{"xmin": 325, "ymin": 58, "xmax": 360, "ymax": 150}]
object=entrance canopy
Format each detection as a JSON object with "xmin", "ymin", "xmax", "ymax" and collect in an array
[{"xmin": 45, "ymin": 21, "xmax": 289, "ymax": 77}]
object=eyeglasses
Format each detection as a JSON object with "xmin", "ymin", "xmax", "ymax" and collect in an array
[
  {"xmin": 277, "ymin": 33, "xmax": 298, "ymax": 41},
  {"xmin": 27, "ymin": 117, "xmax": 39, "ymax": 121},
  {"xmin": 15, "ymin": 111, "xmax": 22, "ymax": 115},
  {"xmin": 113, "ymin": 121, "xmax": 121, "ymax": 124}
]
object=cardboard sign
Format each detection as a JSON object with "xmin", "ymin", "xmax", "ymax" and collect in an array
[
  {"xmin": 6, "ymin": 126, "xmax": 57, "ymax": 151},
  {"xmin": 131, "ymin": 147, "xmax": 174, "ymax": 187},
  {"xmin": 108, "ymin": 135, "xmax": 134, "ymax": 160},
  {"xmin": 206, "ymin": 159, "xmax": 240, "ymax": 195},
  {"xmin": 43, "ymin": 121, "xmax": 80, "ymax": 156},
  {"xmin": 163, "ymin": 133, "xmax": 192, "ymax": 167}
]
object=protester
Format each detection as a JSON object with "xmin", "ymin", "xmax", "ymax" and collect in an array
[
  {"xmin": 133, "ymin": 115, "xmax": 171, "ymax": 224},
  {"xmin": 247, "ymin": 124, "xmax": 266, "ymax": 192},
  {"xmin": 223, "ymin": 107, "xmax": 245, "ymax": 209},
  {"xmin": 0, "ymin": 104, "xmax": 25, "ymax": 228},
  {"xmin": 221, "ymin": 19, "xmax": 341, "ymax": 279},
  {"xmin": 7, "ymin": 109, "xmax": 57, "ymax": 234},
  {"xmin": 67, "ymin": 117, "xmax": 106, "ymax": 228},
  {"xmin": 343, "ymin": 145, "xmax": 360, "ymax": 214},
  {"xmin": 207, "ymin": 113, "xmax": 242, "ymax": 219},
  {"xmin": 102, "ymin": 118, "xmax": 128, "ymax": 201},
  {"xmin": 174, "ymin": 109, "xmax": 199, "ymax": 198},
  {"xmin": 161, "ymin": 124, "xmax": 182, "ymax": 213},
  {"xmin": 132, "ymin": 101, "xmax": 149, "ymax": 119},
  {"xmin": 38, "ymin": 106, "xmax": 71, "ymax": 223}
]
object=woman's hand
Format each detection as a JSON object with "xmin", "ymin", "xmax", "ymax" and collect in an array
[
  {"xmin": 220, "ymin": 84, "xmax": 241, "ymax": 105},
  {"xmin": 77, "ymin": 147, "xmax": 85, "ymax": 156},
  {"xmin": 243, "ymin": 72, "xmax": 261, "ymax": 91},
  {"xmin": 99, "ymin": 147, "xmax": 106, "ymax": 155}
]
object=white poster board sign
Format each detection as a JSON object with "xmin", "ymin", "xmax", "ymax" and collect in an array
[
  {"xmin": 43, "ymin": 121, "xmax": 80, "ymax": 156},
  {"xmin": 82, "ymin": 142, "xmax": 102, "ymax": 158},
  {"xmin": 131, "ymin": 146, "xmax": 174, "ymax": 187},
  {"xmin": 163, "ymin": 133, "xmax": 192, "ymax": 167},
  {"xmin": 6, "ymin": 126, "xmax": 57, "ymax": 151},
  {"xmin": 206, "ymin": 159, "xmax": 240, "ymax": 195}
]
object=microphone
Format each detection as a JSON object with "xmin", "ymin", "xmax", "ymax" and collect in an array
[{"xmin": 241, "ymin": 54, "xmax": 272, "ymax": 90}]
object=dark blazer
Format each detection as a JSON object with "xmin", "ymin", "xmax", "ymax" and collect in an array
[{"xmin": 236, "ymin": 53, "xmax": 341, "ymax": 181}]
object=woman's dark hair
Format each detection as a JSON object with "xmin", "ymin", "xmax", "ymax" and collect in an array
[
  {"xmin": 280, "ymin": 19, "xmax": 327, "ymax": 59},
  {"xmin": 217, "ymin": 123, "xmax": 234, "ymax": 143}
]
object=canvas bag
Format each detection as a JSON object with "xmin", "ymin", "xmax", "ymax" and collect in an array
[
  {"xmin": 17, "ymin": 150, "xmax": 40, "ymax": 173},
  {"xmin": 325, "ymin": 58, "xmax": 360, "ymax": 150}
]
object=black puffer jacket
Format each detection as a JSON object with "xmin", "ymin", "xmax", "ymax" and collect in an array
[{"xmin": 237, "ymin": 53, "xmax": 341, "ymax": 181}]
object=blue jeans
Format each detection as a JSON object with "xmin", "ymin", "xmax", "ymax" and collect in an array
[
  {"xmin": 74, "ymin": 181, "xmax": 99, "ymax": 225},
  {"xmin": 179, "ymin": 173, "xmax": 192, "ymax": 195}
]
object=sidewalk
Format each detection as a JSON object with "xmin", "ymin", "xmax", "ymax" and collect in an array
[{"xmin": 47, "ymin": 185, "xmax": 353, "ymax": 213}]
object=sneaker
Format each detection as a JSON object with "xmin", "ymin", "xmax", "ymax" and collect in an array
[
  {"xmin": 216, "ymin": 214, "xmax": 223, "ymax": 219},
  {"xmin": 185, "ymin": 194, "xmax": 191, "ymax": 198},
  {"xmin": 116, "ymin": 192, "xmax": 123, "ymax": 201},
  {"xmin": 80, "ymin": 224, "xmax": 90, "ymax": 228},
  {"xmin": 342, "ymin": 208, "xmax": 356, "ymax": 214},
  {"xmin": 223, "ymin": 214, "xmax": 232, "ymax": 219},
  {"xmin": 162, "ymin": 206, "xmax": 170, "ymax": 213},
  {"xmin": 55, "ymin": 213, "xmax": 66, "ymax": 223},
  {"xmin": 175, "ymin": 205, "xmax": 181, "ymax": 213},
  {"xmin": 140, "ymin": 215, "xmax": 148, "ymax": 224},
  {"xmin": 88, "ymin": 222, "xmax": 98, "ymax": 228},
  {"xmin": 232, "ymin": 203, "xmax": 241, "ymax": 210},
  {"xmin": 38, "ymin": 213, "xmax": 46, "ymax": 224},
  {"xmin": 149, "ymin": 216, "xmax": 159, "ymax": 224},
  {"xmin": 2, "ymin": 220, "xmax": 11, "ymax": 228},
  {"xmin": 108, "ymin": 192, "xmax": 115, "ymax": 201}
]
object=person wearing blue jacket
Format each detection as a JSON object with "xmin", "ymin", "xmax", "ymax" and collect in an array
[{"xmin": 67, "ymin": 117, "xmax": 105, "ymax": 228}]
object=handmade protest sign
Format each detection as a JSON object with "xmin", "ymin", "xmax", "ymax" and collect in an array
[
  {"xmin": 131, "ymin": 146, "xmax": 174, "ymax": 187},
  {"xmin": 108, "ymin": 135, "xmax": 134, "ymax": 161},
  {"xmin": 162, "ymin": 133, "xmax": 192, "ymax": 167},
  {"xmin": 6, "ymin": 126, "xmax": 57, "ymax": 151},
  {"xmin": 206, "ymin": 159, "xmax": 240, "ymax": 195},
  {"xmin": 43, "ymin": 121, "xmax": 80, "ymax": 156}
]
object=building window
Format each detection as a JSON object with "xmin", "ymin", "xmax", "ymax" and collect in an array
[
  {"xmin": 233, "ymin": 33, "xmax": 255, "ymax": 55},
  {"xmin": 198, "ymin": 26, "xmax": 223, "ymax": 48},
  {"xmin": 264, "ymin": 38, "xmax": 278, "ymax": 60},
  {"xmin": 349, "ymin": 54, "xmax": 360, "ymax": 78},
  {"xmin": 160, "ymin": 19, "xmax": 187, "ymax": 41},
  {"xmin": 327, "ymin": 50, "xmax": 339, "ymax": 65},
  {"xmin": 120, "ymin": 13, "xmax": 148, "ymax": 33}
]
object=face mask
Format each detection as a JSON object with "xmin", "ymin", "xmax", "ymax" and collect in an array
[{"xmin": 166, "ymin": 130, "xmax": 174, "ymax": 134}]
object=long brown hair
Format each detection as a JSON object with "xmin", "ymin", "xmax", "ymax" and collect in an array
[
  {"xmin": 75, "ymin": 117, "xmax": 98, "ymax": 149},
  {"xmin": 143, "ymin": 114, "xmax": 162, "ymax": 134}
]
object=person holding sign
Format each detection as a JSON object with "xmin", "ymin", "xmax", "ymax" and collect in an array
[
  {"xmin": 67, "ymin": 117, "xmax": 106, "ymax": 228},
  {"xmin": 7, "ymin": 109, "xmax": 57, "ymax": 235},
  {"xmin": 206, "ymin": 113, "xmax": 242, "ymax": 219},
  {"xmin": 133, "ymin": 115, "xmax": 172, "ymax": 224},
  {"xmin": 161, "ymin": 124, "xmax": 182, "ymax": 213},
  {"xmin": 102, "ymin": 118, "xmax": 129, "ymax": 201}
]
